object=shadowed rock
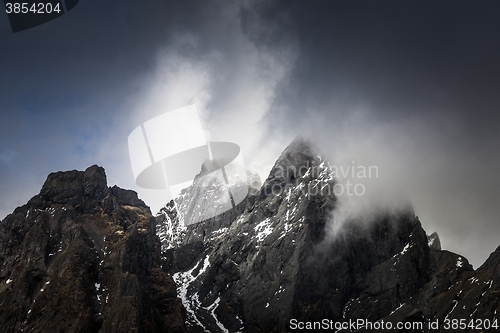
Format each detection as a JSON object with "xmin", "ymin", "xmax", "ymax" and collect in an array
[{"xmin": 0, "ymin": 165, "xmax": 185, "ymax": 333}]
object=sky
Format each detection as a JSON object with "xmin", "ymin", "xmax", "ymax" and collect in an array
[{"xmin": 1, "ymin": 0, "xmax": 499, "ymax": 268}]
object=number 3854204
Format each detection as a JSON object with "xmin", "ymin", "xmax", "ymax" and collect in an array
[{"xmin": 5, "ymin": 2, "xmax": 62, "ymax": 14}]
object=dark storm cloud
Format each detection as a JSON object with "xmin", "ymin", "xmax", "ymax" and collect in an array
[{"xmin": 241, "ymin": 0, "xmax": 500, "ymax": 129}]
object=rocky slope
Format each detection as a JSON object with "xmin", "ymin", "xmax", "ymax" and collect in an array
[
  {"xmin": 0, "ymin": 165, "xmax": 185, "ymax": 333},
  {"xmin": 157, "ymin": 138, "xmax": 500, "ymax": 332},
  {"xmin": 371, "ymin": 245, "xmax": 500, "ymax": 333}
]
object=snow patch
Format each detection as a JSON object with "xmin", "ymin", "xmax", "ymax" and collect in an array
[
  {"xmin": 445, "ymin": 300, "xmax": 458, "ymax": 321},
  {"xmin": 401, "ymin": 243, "xmax": 411, "ymax": 255},
  {"xmin": 210, "ymin": 227, "xmax": 228, "ymax": 241},
  {"xmin": 469, "ymin": 277, "xmax": 479, "ymax": 284},
  {"xmin": 157, "ymin": 205, "xmax": 186, "ymax": 251},
  {"xmin": 254, "ymin": 218, "xmax": 273, "ymax": 243},
  {"xmin": 207, "ymin": 297, "xmax": 229, "ymax": 333},
  {"xmin": 389, "ymin": 303, "xmax": 404, "ymax": 315},
  {"xmin": 172, "ymin": 256, "xmax": 211, "ymax": 331}
]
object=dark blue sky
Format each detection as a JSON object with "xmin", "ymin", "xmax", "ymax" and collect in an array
[{"xmin": 1, "ymin": 0, "xmax": 500, "ymax": 267}]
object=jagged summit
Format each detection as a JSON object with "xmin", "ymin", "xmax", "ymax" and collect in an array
[
  {"xmin": 0, "ymin": 166, "xmax": 184, "ymax": 333},
  {"xmin": 155, "ymin": 138, "xmax": 338, "ymax": 332},
  {"xmin": 31, "ymin": 165, "xmax": 108, "ymax": 210},
  {"xmin": 24, "ymin": 165, "xmax": 148, "ymax": 215},
  {"xmin": 157, "ymin": 138, "xmax": 500, "ymax": 332},
  {"xmin": 274, "ymin": 136, "xmax": 319, "ymax": 163},
  {"xmin": 41, "ymin": 165, "xmax": 107, "ymax": 198},
  {"xmin": 196, "ymin": 158, "xmax": 228, "ymax": 177},
  {"xmin": 157, "ymin": 137, "xmax": 336, "ymax": 248},
  {"xmin": 265, "ymin": 137, "xmax": 320, "ymax": 180},
  {"xmin": 259, "ymin": 137, "xmax": 333, "ymax": 200}
]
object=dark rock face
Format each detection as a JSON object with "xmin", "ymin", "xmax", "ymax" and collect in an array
[
  {"xmin": 0, "ymin": 165, "xmax": 184, "ymax": 333},
  {"xmin": 374, "ymin": 247, "xmax": 499, "ymax": 333},
  {"xmin": 157, "ymin": 138, "xmax": 500, "ymax": 333},
  {"xmin": 297, "ymin": 210, "xmax": 432, "ymax": 324}
]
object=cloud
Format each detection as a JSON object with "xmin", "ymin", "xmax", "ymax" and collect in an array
[{"xmin": 122, "ymin": 4, "xmax": 295, "ymax": 214}]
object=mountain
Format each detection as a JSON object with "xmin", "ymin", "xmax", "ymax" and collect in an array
[
  {"xmin": 1, "ymin": 139, "xmax": 499, "ymax": 332},
  {"xmin": 157, "ymin": 138, "xmax": 500, "ymax": 332},
  {"xmin": 0, "ymin": 166, "xmax": 184, "ymax": 333}
]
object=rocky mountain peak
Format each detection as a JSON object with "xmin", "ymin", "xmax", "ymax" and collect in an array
[
  {"xmin": 197, "ymin": 158, "xmax": 227, "ymax": 177},
  {"xmin": 278, "ymin": 136, "xmax": 318, "ymax": 160},
  {"xmin": 265, "ymin": 137, "xmax": 320, "ymax": 182},
  {"xmin": 157, "ymin": 138, "xmax": 500, "ymax": 332},
  {"xmin": 0, "ymin": 166, "xmax": 184, "ymax": 333},
  {"xmin": 259, "ymin": 137, "xmax": 333, "ymax": 206},
  {"xmin": 157, "ymin": 139, "xmax": 339, "ymax": 331},
  {"xmin": 40, "ymin": 165, "xmax": 107, "ymax": 199},
  {"xmin": 30, "ymin": 165, "xmax": 112, "ymax": 214}
]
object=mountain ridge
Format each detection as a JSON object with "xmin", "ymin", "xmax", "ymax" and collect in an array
[
  {"xmin": 0, "ymin": 138, "xmax": 498, "ymax": 332},
  {"xmin": 0, "ymin": 165, "xmax": 185, "ymax": 333},
  {"xmin": 157, "ymin": 138, "xmax": 500, "ymax": 332}
]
